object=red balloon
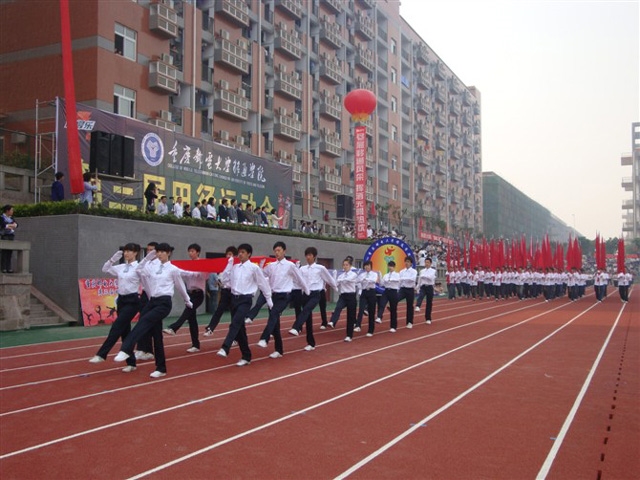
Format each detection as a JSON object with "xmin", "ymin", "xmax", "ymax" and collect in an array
[{"xmin": 344, "ymin": 89, "xmax": 376, "ymax": 121}]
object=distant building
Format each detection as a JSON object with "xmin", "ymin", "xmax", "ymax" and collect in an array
[
  {"xmin": 482, "ymin": 172, "xmax": 575, "ymax": 242},
  {"xmin": 621, "ymin": 122, "xmax": 640, "ymax": 239},
  {"xmin": 0, "ymin": 0, "xmax": 482, "ymax": 243}
]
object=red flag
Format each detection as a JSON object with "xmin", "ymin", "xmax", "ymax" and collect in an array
[
  {"xmin": 172, "ymin": 256, "xmax": 281, "ymax": 273},
  {"xmin": 617, "ymin": 238, "xmax": 625, "ymax": 273}
]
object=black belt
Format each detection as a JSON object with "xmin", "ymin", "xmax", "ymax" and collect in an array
[
  {"xmin": 188, "ymin": 288, "xmax": 203, "ymax": 294},
  {"xmin": 118, "ymin": 292, "xmax": 139, "ymax": 298},
  {"xmin": 232, "ymin": 294, "xmax": 253, "ymax": 299},
  {"xmin": 150, "ymin": 295, "xmax": 171, "ymax": 301}
]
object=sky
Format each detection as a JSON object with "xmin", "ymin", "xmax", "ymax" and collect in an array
[{"xmin": 399, "ymin": 0, "xmax": 640, "ymax": 240}]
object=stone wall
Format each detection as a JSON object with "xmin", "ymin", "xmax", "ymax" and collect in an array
[{"xmin": 16, "ymin": 215, "xmax": 369, "ymax": 322}]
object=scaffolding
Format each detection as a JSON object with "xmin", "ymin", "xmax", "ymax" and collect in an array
[{"xmin": 34, "ymin": 98, "xmax": 56, "ymax": 203}]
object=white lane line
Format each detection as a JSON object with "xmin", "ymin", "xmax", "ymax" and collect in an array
[
  {"xmin": 0, "ymin": 299, "xmax": 566, "ymax": 464},
  {"xmin": 126, "ymin": 301, "xmax": 578, "ymax": 479},
  {"xmin": 333, "ymin": 301, "xmax": 601, "ymax": 480},
  {"xmin": 0, "ymin": 301, "xmax": 538, "ymax": 415},
  {"xmin": 0, "ymin": 299, "xmax": 514, "ymax": 387},
  {"xmin": 536, "ymin": 302, "xmax": 627, "ymax": 479}
]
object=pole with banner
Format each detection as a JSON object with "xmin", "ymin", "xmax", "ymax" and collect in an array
[{"xmin": 344, "ymin": 89, "xmax": 376, "ymax": 240}]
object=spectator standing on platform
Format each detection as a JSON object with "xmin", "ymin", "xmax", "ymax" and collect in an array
[
  {"xmin": 157, "ymin": 196, "xmax": 169, "ymax": 216},
  {"xmin": 51, "ymin": 172, "xmax": 65, "ymax": 201},
  {"xmin": 80, "ymin": 172, "xmax": 97, "ymax": 207},
  {"xmin": 0, "ymin": 205, "xmax": 17, "ymax": 274}
]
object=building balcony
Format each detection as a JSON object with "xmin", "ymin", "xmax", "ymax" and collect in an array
[
  {"xmin": 214, "ymin": 0, "xmax": 250, "ymax": 27},
  {"xmin": 214, "ymin": 86, "xmax": 250, "ymax": 121},
  {"xmin": 354, "ymin": 75, "xmax": 373, "ymax": 91},
  {"xmin": 449, "ymin": 123, "xmax": 461, "ymax": 138},
  {"xmin": 434, "ymin": 62, "xmax": 447, "ymax": 81},
  {"xmin": 355, "ymin": 46, "xmax": 375, "ymax": 73},
  {"xmin": 320, "ymin": 55, "xmax": 343, "ymax": 85},
  {"xmin": 417, "ymin": 177, "xmax": 432, "ymax": 192},
  {"xmin": 449, "ymin": 168, "xmax": 460, "ymax": 182},
  {"xmin": 622, "ymin": 177, "xmax": 633, "ymax": 190},
  {"xmin": 434, "ymin": 86, "xmax": 446, "ymax": 104},
  {"xmin": 435, "ymin": 136, "xmax": 446, "ymax": 152},
  {"xmin": 274, "ymin": 0, "xmax": 303, "ymax": 20},
  {"xmin": 275, "ymin": 69, "xmax": 303, "ymax": 100},
  {"xmin": 319, "ymin": 172, "xmax": 343, "ymax": 193},
  {"xmin": 148, "ymin": 59, "xmax": 179, "ymax": 93},
  {"xmin": 355, "ymin": 13, "xmax": 374, "ymax": 40},
  {"xmin": 416, "ymin": 95, "xmax": 429, "ymax": 114},
  {"xmin": 323, "ymin": 0, "xmax": 343, "ymax": 14},
  {"xmin": 320, "ymin": 91, "xmax": 342, "ymax": 120},
  {"xmin": 416, "ymin": 148, "xmax": 429, "ymax": 166},
  {"xmin": 320, "ymin": 18, "xmax": 342, "ymax": 49},
  {"xmin": 621, "ymin": 153, "xmax": 632, "ymax": 166},
  {"xmin": 473, "ymin": 124, "xmax": 481, "ymax": 134},
  {"xmin": 275, "ymin": 25, "xmax": 303, "ymax": 59},
  {"xmin": 462, "ymin": 90, "xmax": 473, "ymax": 106},
  {"xmin": 415, "ymin": 122, "xmax": 429, "ymax": 141},
  {"xmin": 149, "ymin": 1, "xmax": 178, "ymax": 38},
  {"xmin": 449, "ymin": 80, "xmax": 461, "ymax": 95},
  {"xmin": 462, "ymin": 154, "xmax": 472, "ymax": 168},
  {"xmin": 416, "ymin": 69, "xmax": 430, "ymax": 90},
  {"xmin": 462, "ymin": 176, "xmax": 472, "ymax": 189},
  {"xmin": 461, "ymin": 112, "xmax": 472, "ymax": 127},
  {"xmin": 435, "ymin": 160, "xmax": 446, "ymax": 175},
  {"xmin": 415, "ymin": 44, "xmax": 429, "ymax": 65},
  {"xmin": 434, "ymin": 112, "xmax": 446, "ymax": 128},
  {"xmin": 360, "ymin": 118, "xmax": 374, "ymax": 137},
  {"xmin": 214, "ymin": 35, "xmax": 250, "ymax": 74},
  {"xmin": 366, "ymin": 185, "xmax": 374, "ymax": 202},
  {"xmin": 274, "ymin": 110, "xmax": 302, "ymax": 141},
  {"xmin": 356, "ymin": 0, "xmax": 375, "ymax": 9},
  {"xmin": 366, "ymin": 147, "xmax": 375, "ymax": 169},
  {"xmin": 450, "ymin": 145, "xmax": 462, "ymax": 160},
  {"xmin": 435, "ymin": 188, "xmax": 445, "ymax": 198},
  {"xmin": 449, "ymin": 101, "xmax": 461, "ymax": 116},
  {"xmin": 320, "ymin": 130, "xmax": 342, "ymax": 157}
]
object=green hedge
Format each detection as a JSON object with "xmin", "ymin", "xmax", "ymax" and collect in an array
[{"xmin": 12, "ymin": 201, "xmax": 369, "ymax": 245}]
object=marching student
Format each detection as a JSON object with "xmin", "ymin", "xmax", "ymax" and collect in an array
[
  {"xmin": 289, "ymin": 246, "xmax": 338, "ymax": 351},
  {"xmin": 397, "ymin": 256, "xmax": 417, "ymax": 328},
  {"xmin": 416, "ymin": 257, "xmax": 437, "ymax": 324},
  {"xmin": 135, "ymin": 241, "xmax": 158, "ymax": 361},
  {"xmin": 216, "ymin": 243, "xmax": 272, "ymax": 366},
  {"xmin": 617, "ymin": 269, "xmax": 632, "ymax": 303},
  {"xmin": 257, "ymin": 241, "xmax": 309, "ymax": 358},
  {"xmin": 203, "ymin": 246, "xmax": 238, "ymax": 336},
  {"xmin": 114, "ymin": 243, "xmax": 192, "ymax": 378},
  {"xmin": 327, "ymin": 257, "xmax": 359, "ymax": 342},
  {"xmin": 355, "ymin": 260, "xmax": 381, "ymax": 336},
  {"xmin": 376, "ymin": 261, "xmax": 400, "ymax": 332},
  {"xmin": 163, "ymin": 243, "xmax": 208, "ymax": 353},
  {"xmin": 89, "ymin": 243, "xmax": 141, "ymax": 371}
]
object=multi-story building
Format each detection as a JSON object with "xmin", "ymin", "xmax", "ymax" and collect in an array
[
  {"xmin": 483, "ymin": 172, "xmax": 575, "ymax": 242},
  {"xmin": 0, "ymin": 0, "xmax": 482, "ymax": 243},
  {"xmin": 621, "ymin": 122, "xmax": 640, "ymax": 240}
]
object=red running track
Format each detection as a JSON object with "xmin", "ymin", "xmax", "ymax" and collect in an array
[{"xmin": 0, "ymin": 291, "xmax": 638, "ymax": 479}]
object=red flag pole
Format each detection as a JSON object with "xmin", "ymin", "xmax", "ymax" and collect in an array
[{"xmin": 59, "ymin": 0, "xmax": 84, "ymax": 195}]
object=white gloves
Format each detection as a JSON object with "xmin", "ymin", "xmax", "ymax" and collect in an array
[
  {"xmin": 266, "ymin": 298, "xmax": 274, "ymax": 309},
  {"xmin": 185, "ymin": 300, "xmax": 193, "ymax": 309},
  {"xmin": 110, "ymin": 250, "xmax": 123, "ymax": 263},
  {"xmin": 144, "ymin": 250, "xmax": 157, "ymax": 262}
]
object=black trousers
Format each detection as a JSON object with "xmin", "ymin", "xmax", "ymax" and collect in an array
[
  {"xmin": 356, "ymin": 289, "xmax": 377, "ymax": 333},
  {"xmin": 378, "ymin": 289, "xmax": 398, "ymax": 328},
  {"xmin": 290, "ymin": 289, "xmax": 303, "ymax": 318},
  {"xmin": 261, "ymin": 292, "xmax": 288, "ymax": 354},
  {"xmin": 423, "ymin": 285, "xmax": 434, "ymax": 321},
  {"xmin": 293, "ymin": 290, "xmax": 322, "ymax": 347},
  {"xmin": 397, "ymin": 287, "xmax": 415, "ymax": 325},
  {"xmin": 121, "ymin": 296, "xmax": 171, "ymax": 373},
  {"xmin": 248, "ymin": 292, "xmax": 267, "ymax": 321},
  {"xmin": 0, "ymin": 234, "xmax": 14, "ymax": 272},
  {"xmin": 618, "ymin": 285, "xmax": 629, "ymax": 302},
  {"xmin": 206, "ymin": 288, "xmax": 232, "ymax": 331},
  {"xmin": 330, "ymin": 292, "xmax": 357, "ymax": 337},
  {"xmin": 95, "ymin": 293, "xmax": 139, "ymax": 365},
  {"xmin": 221, "ymin": 294, "xmax": 252, "ymax": 361},
  {"xmin": 168, "ymin": 289, "xmax": 204, "ymax": 348},
  {"xmin": 136, "ymin": 291, "xmax": 153, "ymax": 354}
]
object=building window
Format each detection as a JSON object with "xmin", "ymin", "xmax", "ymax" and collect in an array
[
  {"xmin": 391, "ymin": 96, "xmax": 397, "ymax": 113},
  {"xmin": 392, "ymin": 185, "xmax": 398, "ymax": 200},
  {"xmin": 391, "ymin": 156, "xmax": 397, "ymax": 170},
  {"xmin": 115, "ymin": 23, "xmax": 136, "ymax": 60},
  {"xmin": 391, "ymin": 39, "xmax": 397, "ymax": 55},
  {"xmin": 391, "ymin": 125, "xmax": 397, "ymax": 141},
  {"xmin": 114, "ymin": 85, "xmax": 136, "ymax": 118},
  {"xmin": 390, "ymin": 67, "xmax": 397, "ymax": 84}
]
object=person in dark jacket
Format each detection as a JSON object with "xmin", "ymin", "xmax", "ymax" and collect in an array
[{"xmin": 51, "ymin": 172, "xmax": 65, "ymax": 201}]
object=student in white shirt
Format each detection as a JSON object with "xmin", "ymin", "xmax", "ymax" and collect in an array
[
  {"xmin": 327, "ymin": 257, "xmax": 359, "ymax": 342},
  {"xmin": 191, "ymin": 201, "xmax": 202, "ymax": 220},
  {"xmin": 419, "ymin": 257, "xmax": 437, "ymax": 324},
  {"xmin": 163, "ymin": 243, "xmax": 208, "ymax": 352},
  {"xmin": 89, "ymin": 243, "xmax": 141, "ymax": 371},
  {"xmin": 616, "ymin": 270, "xmax": 632, "ymax": 303},
  {"xmin": 355, "ymin": 260, "xmax": 381, "ymax": 336},
  {"xmin": 172, "ymin": 196, "xmax": 184, "ymax": 218},
  {"xmin": 289, "ymin": 246, "xmax": 338, "ymax": 351},
  {"xmin": 216, "ymin": 243, "xmax": 273, "ymax": 366},
  {"xmin": 156, "ymin": 196, "xmax": 169, "ymax": 216},
  {"xmin": 397, "ymin": 256, "xmax": 418, "ymax": 328},
  {"xmin": 114, "ymin": 243, "xmax": 192, "ymax": 378},
  {"xmin": 377, "ymin": 261, "xmax": 400, "ymax": 332},
  {"xmin": 257, "ymin": 241, "xmax": 309, "ymax": 357}
]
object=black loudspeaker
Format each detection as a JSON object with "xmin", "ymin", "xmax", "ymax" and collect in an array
[
  {"xmin": 122, "ymin": 137, "xmax": 135, "ymax": 177},
  {"xmin": 109, "ymin": 134, "xmax": 124, "ymax": 176},
  {"xmin": 336, "ymin": 194, "xmax": 353, "ymax": 219},
  {"xmin": 89, "ymin": 131, "xmax": 111, "ymax": 174}
]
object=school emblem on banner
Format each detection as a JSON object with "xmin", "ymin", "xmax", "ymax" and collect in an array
[{"xmin": 363, "ymin": 237, "xmax": 415, "ymax": 275}]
